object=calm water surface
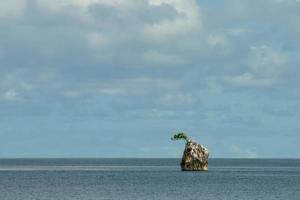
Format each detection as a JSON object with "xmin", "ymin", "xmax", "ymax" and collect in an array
[{"xmin": 0, "ymin": 159, "xmax": 299, "ymax": 200}]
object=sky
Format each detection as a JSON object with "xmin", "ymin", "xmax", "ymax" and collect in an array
[{"xmin": 0, "ymin": 0, "xmax": 300, "ymax": 158}]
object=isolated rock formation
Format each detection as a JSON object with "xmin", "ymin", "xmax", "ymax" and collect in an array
[{"xmin": 180, "ymin": 140, "xmax": 209, "ymax": 171}]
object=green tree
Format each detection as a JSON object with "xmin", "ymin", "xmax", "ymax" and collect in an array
[{"xmin": 171, "ymin": 132, "xmax": 189, "ymax": 142}]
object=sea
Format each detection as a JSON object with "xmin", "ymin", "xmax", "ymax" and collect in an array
[{"xmin": 0, "ymin": 158, "xmax": 299, "ymax": 200}]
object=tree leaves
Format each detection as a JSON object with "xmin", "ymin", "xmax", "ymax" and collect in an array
[{"xmin": 171, "ymin": 132, "xmax": 189, "ymax": 142}]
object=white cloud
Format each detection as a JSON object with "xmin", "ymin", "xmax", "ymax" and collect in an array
[
  {"xmin": 31, "ymin": 0, "xmax": 226, "ymax": 68},
  {"xmin": 149, "ymin": 0, "xmax": 200, "ymax": 18},
  {"xmin": 0, "ymin": 0, "xmax": 26, "ymax": 19},
  {"xmin": 0, "ymin": 72, "xmax": 35, "ymax": 102},
  {"xmin": 145, "ymin": 0, "xmax": 202, "ymax": 42},
  {"xmin": 36, "ymin": 0, "xmax": 155, "ymax": 13},
  {"xmin": 207, "ymin": 33, "xmax": 232, "ymax": 54},
  {"xmin": 143, "ymin": 50, "xmax": 185, "ymax": 65},
  {"xmin": 247, "ymin": 45, "xmax": 287, "ymax": 77},
  {"xmin": 68, "ymin": 78, "xmax": 181, "ymax": 97},
  {"xmin": 36, "ymin": 0, "xmax": 103, "ymax": 11},
  {"xmin": 207, "ymin": 34, "xmax": 226, "ymax": 46},
  {"xmin": 2, "ymin": 90, "xmax": 18, "ymax": 101},
  {"xmin": 87, "ymin": 32, "xmax": 109, "ymax": 48},
  {"xmin": 225, "ymin": 45, "xmax": 288, "ymax": 88},
  {"xmin": 225, "ymin": 72, "xmax": 274, "ymax": 87},
  {"xmin": 226, "ymin": 28, "xmax": 251, "ymax": 37},
  {"xmin": 158, "ymin": 93, "xmax": 198, "ymax": 107},
  {"xmin": 276, "ymin": 0, "xmax": 300, "ymax": 4},
  {"xmin": 96, "ymin": 88, "xmax": 129, "ymax": 96},
  {"xmin": 63, "ymin": 90, "xmax": 81, "ymax": 98}
]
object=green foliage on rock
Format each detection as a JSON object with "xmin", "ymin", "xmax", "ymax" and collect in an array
[{"xmin": 171, "ymin": 132, "xmax": 189, "ymax": 142}]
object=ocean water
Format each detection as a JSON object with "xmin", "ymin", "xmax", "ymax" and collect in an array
[{"xmin": 0, "ymin": 159, "xmax": 299, "ymax": 200}]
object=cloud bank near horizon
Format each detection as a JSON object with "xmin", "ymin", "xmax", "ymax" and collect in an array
[{"xmin": 0, "ymin": 0, "xmax": 300, "ymax": 158}]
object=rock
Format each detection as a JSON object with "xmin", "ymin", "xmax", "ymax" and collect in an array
[{"xmin": 180, "ymin": 140, "xmax": 209, "ymax": 171}]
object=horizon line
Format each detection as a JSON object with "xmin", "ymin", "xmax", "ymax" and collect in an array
[{"xmin": 0, "ymin": 157, "xmax": 299, "ymax": 159}]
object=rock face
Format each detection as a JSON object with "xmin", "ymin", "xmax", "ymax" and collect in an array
[{"xmin": 180, "ymin": 140, "xmax": 209, "ymax": 171}]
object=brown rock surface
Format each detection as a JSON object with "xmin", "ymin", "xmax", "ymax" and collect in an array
[{"xmin": 180, "ymin": 140, "xmax": 209, "ymax": 171}]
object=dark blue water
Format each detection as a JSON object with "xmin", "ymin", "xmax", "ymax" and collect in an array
[{"xmin": 0, "ymin": 159, "xmax": 299, "ymax": 200}]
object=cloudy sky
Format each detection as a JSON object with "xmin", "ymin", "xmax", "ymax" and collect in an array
[{"xmin": 0, "ymin": 0, "xmax": 300, "ymax": 158}]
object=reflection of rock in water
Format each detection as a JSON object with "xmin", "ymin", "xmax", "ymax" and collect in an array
[{"xmin": 180, "ymin": 140, "xmax": 209, "ymax": 171}]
